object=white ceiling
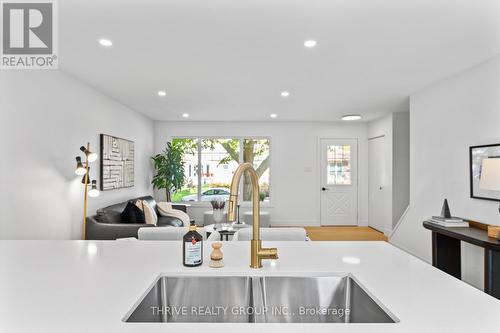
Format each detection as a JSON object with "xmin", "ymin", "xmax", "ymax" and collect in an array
[{"xmin": 60, "ymin": 0, "xmax": 500, "ymax": 121}]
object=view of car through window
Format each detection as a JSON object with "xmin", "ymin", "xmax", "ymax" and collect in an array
[{"xmin": 171, "ymin": 137, "xmax": 270, "ymax": 203}]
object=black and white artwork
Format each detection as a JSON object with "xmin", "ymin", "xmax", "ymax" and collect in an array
[
  {"xmin": 470, "ymin": 144, "xmax": 500, "ymax": 202},
  {"xmin": 100, "ymin": 134, "xmax": 135, "ymax": 191}
]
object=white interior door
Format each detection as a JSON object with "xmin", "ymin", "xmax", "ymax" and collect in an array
[
  {"xmin": 368, "ymin": 136, "xmax": 388, "ymax": 233},
  {"xmin": 320, "ymin": 139, "xmax": 358, "ymax": 226}
]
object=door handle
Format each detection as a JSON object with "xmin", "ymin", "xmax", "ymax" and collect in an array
[{"xmin": 322, "ymin": 187, "xmax": 328, "ymax": 191}]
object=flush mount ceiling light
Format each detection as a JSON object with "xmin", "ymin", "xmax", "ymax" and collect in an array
[
  {"xmin": 280, "ymin": 91, "xmax": 290, "ymax": 98},
  {"xmin": 270, "ymin": 113, "xmax": 278, "ymax": 118},
  {"xmin": 157, "ymin": 90, "xmax": 167, "ymax": 97},
  {"xmin": 341, "ymin": 115, "xmax": 362, "ymax": 121},
  {"xmin": 182, "ymin": 113, "xmax": 190, "ymax": 118},
  {"xmin": 304, "ymin": 40, "xmax": 317, "ymax": 48},
  {"xmin": 98, "ymin": 38, "xmax": 113, "ymax": 47}
]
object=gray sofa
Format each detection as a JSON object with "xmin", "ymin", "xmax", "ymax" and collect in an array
[{"xmin": 85, "ymin": 196, "xmax": 187, "ymax": 240}]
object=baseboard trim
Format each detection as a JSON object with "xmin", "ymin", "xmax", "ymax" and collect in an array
[
  {"xmin": 271, "ymin": 220, "xmax": 320, "ymax": 227},
  {"xmin": 271, "ymin": 219, "xmax": 369, "ymax": 227}
]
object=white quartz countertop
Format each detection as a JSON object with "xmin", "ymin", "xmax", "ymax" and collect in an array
[{"xmin": 1, "ymin": 240, "xmax": 499, "ymax": 333}]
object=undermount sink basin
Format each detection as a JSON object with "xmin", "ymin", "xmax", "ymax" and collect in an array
[{"xmin": 123, "ymin": 274, "xmax": 397, "ymax": 324}]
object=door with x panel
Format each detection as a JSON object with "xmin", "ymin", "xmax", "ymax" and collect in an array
[{"xmin": 320, "ymin": 139, "xmax": 358, "ymax": 226}]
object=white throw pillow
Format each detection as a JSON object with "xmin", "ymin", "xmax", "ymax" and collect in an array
[{"xmin": 135, "ymin": 200, "xmax": 158, "ymax": 226}]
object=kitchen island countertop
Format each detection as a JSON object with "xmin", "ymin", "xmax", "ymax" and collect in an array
[{"xmin": 1, "ymin": 240, "xmax": 499, "ymax": 332}]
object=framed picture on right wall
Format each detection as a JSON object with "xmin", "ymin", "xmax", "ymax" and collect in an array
[{"xmin": 470, "ymin": 143, "xmax": 500, "ymax": 202}]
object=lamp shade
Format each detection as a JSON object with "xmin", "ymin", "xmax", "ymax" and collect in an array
[
  {"xmin": 80, "ymin": 146, "xmax": 98, "ymax": 163},
  {"xmin": 75, "ymin": 157, "xmax": 87, "ymax": 176},
  {"xmin": 479, "ymin": 158, "xmax": 500, "ymax": 191},
  {"xmin": 88, "ymin": 180, "xmax": 100, "ymax": 198}
]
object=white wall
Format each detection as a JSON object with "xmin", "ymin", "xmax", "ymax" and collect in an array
[
  {"xmin": 0, "ymin": 71, "xmax": 154, "ymax": 240},
  {"xmin": 154, "ymin": 121, "xmax": 369, "ymax": 226},
  {"xmin": 392, "ymin": 111, "xmax": 410, "ymax": 229},
  {"xmin": 391, "ymin": 56, "xmax": 500, "ymax": 289}
]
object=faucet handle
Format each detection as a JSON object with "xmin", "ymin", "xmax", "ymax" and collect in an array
[{"xmin": 258, "ymin": 247, "xmax": 278, "ymax": 260}]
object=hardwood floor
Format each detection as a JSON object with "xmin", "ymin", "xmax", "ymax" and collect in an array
[{"xmin": 304, "ymin": 226, "xmax": 388, "ymax": 241}]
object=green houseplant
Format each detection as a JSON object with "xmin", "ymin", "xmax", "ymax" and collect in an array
[{"xmin": 151, "ymin": 142, "xmax": 186, "ymax": 202}]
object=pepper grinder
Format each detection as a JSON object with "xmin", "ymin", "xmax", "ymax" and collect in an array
[{"xmin": 209, "ymin": 242, "xmax": 224, "ymax": 268}]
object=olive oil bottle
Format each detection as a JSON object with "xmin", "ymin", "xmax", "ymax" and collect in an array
[{"xmin": 183, "ymin": 221, "xmax": 203, "ymax": 267}]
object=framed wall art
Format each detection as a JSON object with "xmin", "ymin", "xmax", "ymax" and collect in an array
[
  {"xmin": 100, "ymin": 134, "xmax": 135, "ymax": 191},
  {"xmin": 469, "ymin": 143, "xmax": 500, "ymax": 202}
]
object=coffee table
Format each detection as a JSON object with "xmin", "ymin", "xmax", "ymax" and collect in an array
[{"xmin": 205, "ymin": 223, "xmax": 250, "ymax": 241}]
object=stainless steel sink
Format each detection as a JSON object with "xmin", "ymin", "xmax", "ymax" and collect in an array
[
  {"xmin": 125, "ymin": 276, "xmax": 254, "ymax": 323},
  {"xmin": 123, "ymin": 274, "xmax": 397, "ymax": 324}
]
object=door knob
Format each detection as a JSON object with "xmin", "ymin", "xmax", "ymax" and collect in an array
[
  {"xmin": 322, "ymin": 187, "xmax": 328, "ymax": 191},
  {"xmin": 379, "ymin": 186, "xmax": 383, "ymax": 190}
]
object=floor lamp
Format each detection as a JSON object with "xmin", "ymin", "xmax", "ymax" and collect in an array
[{"xmin": 75, "ymin": 143, "xmax": 100, "ymax": 240}]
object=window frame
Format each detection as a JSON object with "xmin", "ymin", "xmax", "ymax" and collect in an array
[{"xmin": 170, "ymin": 136, "xmax": 272, "ymax": 207}]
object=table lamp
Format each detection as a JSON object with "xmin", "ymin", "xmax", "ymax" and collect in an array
[{"xmin": 480, "ymin": 157, "xmax": 500, "ymax": 221}]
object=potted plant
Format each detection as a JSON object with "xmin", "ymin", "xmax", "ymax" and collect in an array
[{"xmin": 151, "ymin": 141, "xmax": 186, "ymax": 202}]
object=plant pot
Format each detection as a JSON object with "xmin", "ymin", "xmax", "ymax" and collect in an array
[{"xmin": 213, "ymin": 208, "xmax": 224, "ymax": 230}]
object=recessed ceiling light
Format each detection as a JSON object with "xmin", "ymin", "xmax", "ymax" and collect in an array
[
  {"xmin": 280, "ymin": 91, "xmax": 290, "ymax": 98},
  {"xmin": 98, "ymin": 38, "xmax": 113, "ymax": 47},
  {"xmin": 270, "ymin": 113, "xmax": 278, "ymax": 118},
  {"xmin": 341, "ymin": 115, "xmax": 362, "ymax": 121},
  {"xmin": 182, "ymin": 113, "xmax": 190, "ymax": 118},
  {"xmin": 157, "ymin": 90, "xmax": 167, "ymax": 97},
  {"xmin": 304, "ymin": 40, "xmax": 317, "ymax": 48}
]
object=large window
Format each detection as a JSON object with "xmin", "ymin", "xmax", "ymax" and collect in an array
[{"xmin": 171, "ymin": 137, "xmax": 270, "ymax": 203}]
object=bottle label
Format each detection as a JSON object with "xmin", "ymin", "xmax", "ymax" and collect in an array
[{"xmin": 184, "ymin": 239, "xmax": 202, "ymax": 265}]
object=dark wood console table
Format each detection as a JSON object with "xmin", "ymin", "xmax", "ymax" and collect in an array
[{"xmin": 423, "ymin": 220, "xmax": 500, "ymax": 300}]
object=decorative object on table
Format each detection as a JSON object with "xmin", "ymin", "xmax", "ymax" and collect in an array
[
  {"xmin": 427, "ymin": 198, "xmax": 469, "ymax": 227},
  {"xmin": 75, "ymin": 143, "xmax": 100, "ymax": 240},
  {"xmin": 440, "ymin": 199, "xmax": 452, "ymax": 218},
  {"xmin": 427, "ymin": 217, "xmax": 469, "ymax": 228},
  {"xmin": 100, "ymin": 134, "xmax": 134, "ymax": 191},
  {"xmin": 428, "ymin": 199, "xmax": 468, "ymax": 227},
  {"xmin": 211, "ymin": 200, "xmax": 226, "ymax": 230},
  {"xmin": 151, "ymin": 141, "xmax": 186, "ymax": 202},
  {"xmin": 209, "ymin": 242, "xmax": 224, "ymax": 268},
  {"xmin": 487, "ymin": 226, "xmax": 500, "ymax": 239},
  {"xmin": 470, "ymin": 144, "xmax": 500, "ymax": 201}
]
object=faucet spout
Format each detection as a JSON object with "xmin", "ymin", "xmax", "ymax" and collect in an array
[{"xmin": 227, "ymin": 163, "xmax": 278, "ymax": 268}]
